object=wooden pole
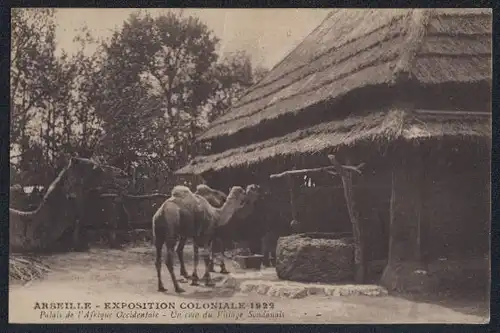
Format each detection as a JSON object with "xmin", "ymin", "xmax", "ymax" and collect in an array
[
  {"xmin": 328, "ymin": 154, "xmax": 365, "ymax": 283},
  {"xmin": 109, "ymin": 196, "xmax": 121, "ymax": 248},
  {"xmin": 99, "ymin": 193, "xmax": 169, "ymax": 200},
  {"xmin": 414, "ymin": 143, "xmax": 424, "ymax": 264},
  {"xmin": 69, "ymin": 193, "xmax": 81, "ymax": 250},
  {"xmin": 287, "ymin": 174, "xmax": 298, "ymax": 222},
  {"xmin": 270, "ymin": 164, "xmax": 364, "ymax": 179},
  {"xmin": 381, "ymin": 148, "xmax": 427, "ymax": 292}
]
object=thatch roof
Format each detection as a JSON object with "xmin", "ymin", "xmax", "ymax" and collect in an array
[
  {"xmin": 198, "ymin": 8, "xmax": 492, "ymax": 142},
  {"xmin": 176, "ymin": 109, "xmax": 491, "ymax": 175}
]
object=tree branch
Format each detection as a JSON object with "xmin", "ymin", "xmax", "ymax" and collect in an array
[
  {"xmin": 99, "ymin": 193, "xmax": 169, "ymax": 200},
  {"xmin": 270, "ymin": 166, "xmax": 336, "ymax": 179},
  {"xmin": 328, "ymin": 155, "xmax": 365, "ymax": 175}
]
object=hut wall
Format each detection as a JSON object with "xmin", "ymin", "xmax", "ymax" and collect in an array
[
  {"xmin": 294, "ymin": 186, "xmax": 350, "ymax": 233},
  {"xmin": 422, "ymin": 171, "xmax": 490, "ymax": 260},
  {"xmin": 421, "ymin": 140, "xmax": 490, "ymax": 261},
  {"xmin": 381, "ymin": 139, "xmax": 490, "ymax": 291},
  {"xmin": 291, "ymin": 170, "xmax": 392, "ymax": 262},
  {"xmin": 353, "ymin": 168, "xmax": 392, "ymax": 262}
]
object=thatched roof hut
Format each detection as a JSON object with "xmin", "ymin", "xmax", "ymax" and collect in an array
[
  {"xmin": 176, "ymin": 9, "xmax": 491, "ymax": 177},
  {"xmin": 176, "ymin": 9, "xmax": 491, "ymax": 291}
]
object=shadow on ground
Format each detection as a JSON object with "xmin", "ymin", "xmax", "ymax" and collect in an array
[{"xmin": 393, "ymin": 290, "xmax": 489, "ymax": 318}]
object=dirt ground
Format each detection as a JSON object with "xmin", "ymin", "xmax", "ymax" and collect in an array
[{"xmin": 9, "ymin": 244, "xmax": 489, "ymax": 324}]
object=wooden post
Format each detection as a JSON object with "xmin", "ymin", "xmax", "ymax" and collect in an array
[
  {"xmin": 69, "ymin": 193, "xmax": 81, "ymax": 250},
  {"xmin": 68, "ymin": 184, "xmax": 89, "ymax": 252},
  {"xmin": 109, "ymin": 196, "xmax": 121, "ymax": 248},
  {"xmin": 380, "ymin": 146, "xmax": 433, "ymax": 292},
  {"xmin": 121, "ymin": 202, "xmax": 132, "ymax": 232},
  {"xmin": 132, "ymin": 166, "xmax": 137, "ymax": 192},
  {"xmin": 415, "ymin": 153, "xmax": 423, "ymax": 264},
  {"xmin": 287, "ymin": 174, "xmax": 298, "ymax": 222},
  {"xmin": 328, "ymin": 155, "xmax": 365, "ymax": 283}
]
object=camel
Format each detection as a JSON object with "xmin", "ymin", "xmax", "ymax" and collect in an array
[
  {"xmin": 152, "ymin": 185, "xmax": 247, "ymax": 293},
  {"xmin": 194, "ymin": 184, "xmax": 261, "ymax": 274},
  {"xmin": 194, "ymin": 184, "xmax": 230, "ymax": 273},
  {"xmin": 9, "ymin": 157, "xmax": 129, "ymax": 253}
]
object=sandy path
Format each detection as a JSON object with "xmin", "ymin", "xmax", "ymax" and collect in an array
[{"xmin": 9, "ymin": 246, "xmax": 489, "ymax": 324}]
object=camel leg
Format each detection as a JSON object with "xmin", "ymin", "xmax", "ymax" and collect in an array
[
  {"xmin": 165, "ymin": 238, "xmax": 185, "ymax": 293},
  {"xmin": 208, "ymin": 242, "xmax": 216, "ymax": 272},
  {"xmin": 211, "ymin": 249, "xmax": 229, "ymax": 274},
  {"xmin": 262, "ymin": 238, "xmax": 271, "ymax": 267},
  {"xmin": 219, "ymin": 259, "xmax": 230, "ymax": 274},
  {"xmin": 217, "ymin": 239, "xmax": 230, "ymax": 274},
  {"xmin": 155, "ymin": 239, "xmax": 166, "ymax": 292},
  {"xmin": 263, "ymin": 252, "xmax": 270, "ymax": 267},
  {"xmin": 208, "ymin": 256, "xmax": 215, "ymax": 272},
  {"xmin": 176, "ymin": 237, "xmax": 189, "ymax": 279},
  {"xmin": 209, "ymin": 238, "xmax": 228, "ymax": 273},
  {"xmin": 191, "ymin": 244, "xmax": 200, "ymax": 286},
  {"xmin": 201, "ymin": 246, "xmax": 214, "ymax": 287}
]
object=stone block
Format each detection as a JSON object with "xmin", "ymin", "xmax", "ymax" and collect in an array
[{"xmin": 276, "ymin": 234, "xmax": 355, "ymax": 283}]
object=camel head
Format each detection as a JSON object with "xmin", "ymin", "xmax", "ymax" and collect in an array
[
  {"xmin": 244, "ymin": 184, "xmax": 260, "ymax": 206},
  {"xmin": 69, "ymin": 157, "xmax": 130, "ymax": 192},
  {"xmin": 224, "ymin": 186, "xmax": 247, "ymax": 210},
  {"xmin": 215, "ymin": 186, "xmax": 246, "ymax": 227},
  {"xmin": 224, "ymin": 184, "xmax": 261, "ymax": 223}
]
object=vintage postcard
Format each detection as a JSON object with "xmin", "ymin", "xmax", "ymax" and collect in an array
[{"xmin": 9, "ymin": 8, "xmax": 491, "ymax": 324}]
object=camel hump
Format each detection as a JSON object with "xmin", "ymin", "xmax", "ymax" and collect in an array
[
  {"xmin": 169, "ymin": 185, "xmax": 200, "ymax": 213},
  {"xmin": 171, "ymin": 185, "xmax": 194, "ymax": 198},
  {"xmin": 154, "ymin": 200, "xmax": 181, "ymax": 221},
  {"xmin": 195, "ymin": 184, "xmax": 211, "ymax": 193},
  {"xmin": 195, "ymin": 184, "xmax": 228, "ymax": 205},
  {"xmin": 196, "ymin": 184, "xmax": 226, "ymax": 196}
]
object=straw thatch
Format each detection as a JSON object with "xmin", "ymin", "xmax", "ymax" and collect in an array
[
  {"xmin": 9, "ymin": 256, "xmax": 50, "ymax": 283},
  {"xmin": 198, "ymin": 9, "xmax": 491, "ymax": 142},
  {"xmin": 176, "ymin": 109, "xmax": 491, "ymax": 175}
]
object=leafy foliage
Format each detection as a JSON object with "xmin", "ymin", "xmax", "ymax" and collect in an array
[{"xmin": 10, "ymin": 9, "xmax": 268, "ymax": 192}]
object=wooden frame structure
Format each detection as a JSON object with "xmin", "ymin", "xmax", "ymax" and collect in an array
[
  {"xmin": 73, "ymin": 191, "xmax": 170, "ymax": 248},
  {"xmin": 270, "ymin": 154, "xmax": 366, "ymax": 283}
]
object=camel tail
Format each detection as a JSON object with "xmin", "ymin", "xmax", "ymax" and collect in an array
[
  {"xmin": 151, "ymin": 216, "xmax": 156, "ymax": 245},
  {"xmin": 152, "ymin": 202, "xmax": 169, "ymax": 246},
  {"xmin": 152, "ymin": 208, "xmax": 162, "ymax": 245}
]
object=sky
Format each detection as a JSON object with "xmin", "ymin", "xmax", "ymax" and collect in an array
[
  {"xmin": 11, "ymin": 9, "xmax": 331, "ymax": 164},
  {"xmin": 54, "ymin": 8, "xmax": 331, "ymax": 69}
]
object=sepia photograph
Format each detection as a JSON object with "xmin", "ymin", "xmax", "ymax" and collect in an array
[{"xmin": 9, "ymin": 8, "xmax": 491, "ymax": 324}]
